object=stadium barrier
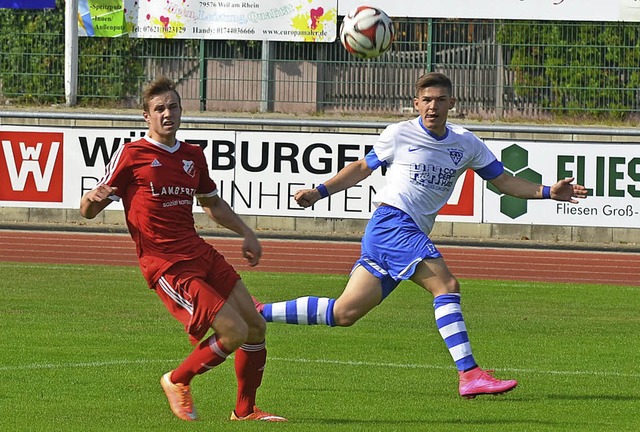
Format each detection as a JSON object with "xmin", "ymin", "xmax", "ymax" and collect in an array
[{"xmin": 1, "ymin": 110, "xmax": 639, "ymax": 250}]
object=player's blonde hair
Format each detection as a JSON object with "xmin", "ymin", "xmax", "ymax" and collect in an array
[{"xmin": 142, "ymin": 76, "xmax": 181, "ymax": 112}]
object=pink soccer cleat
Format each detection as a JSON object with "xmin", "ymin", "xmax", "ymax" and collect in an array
[{"xmin": 458, "ymin": 367, "xmax": 517, "ymax": 399}]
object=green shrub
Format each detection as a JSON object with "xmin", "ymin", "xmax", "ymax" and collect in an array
[
  {"xmin": 0, "ymin": 0, "xmax": 143, "ymax": 105},
  {"xmin": 497, "ymin": 21, "xmax": 640, "ymax": 118}
]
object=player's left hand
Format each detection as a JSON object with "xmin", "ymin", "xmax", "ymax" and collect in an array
[{"xmin": 551, "ymin": 177, "xmax": 588, "ymax": 203}]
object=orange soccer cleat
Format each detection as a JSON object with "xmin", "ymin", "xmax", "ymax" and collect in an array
[
  {"xmin": 230, "ymin": 406, "xmax": 287, "ymax": 422},
  {"xmin": 160, "ymin": 371, "xmax": 199, "ymax": 421}
]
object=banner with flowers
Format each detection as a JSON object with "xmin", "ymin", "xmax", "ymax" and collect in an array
[{"xmin": 78, "ymin": 0, "xmax": 337, "ymax": 41}]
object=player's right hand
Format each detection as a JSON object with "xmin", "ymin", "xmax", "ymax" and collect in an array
[
  {"xmin": 88, "ymin": 185, "xmax": 118, "ymax": 203},
  {"xmin": 294, "ymin": 188, "xmax": 320, "ymax": 208}
]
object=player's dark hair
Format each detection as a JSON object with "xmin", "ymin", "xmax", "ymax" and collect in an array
[
  {"xmin": 415, "ymin": 72, "xmax": 453, "ymax": 97},
  {"xmin": 142, "ymin": 76, "xmax": 181, "ymax": 112}
]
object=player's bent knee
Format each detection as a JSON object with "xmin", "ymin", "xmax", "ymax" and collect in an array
[
  {"xmin": 427, "ymin": 276, "xmax": 460, "ymax": 297},
  {"xmin": 214, "ymin": 316, "xmax": 249, "ymax": 350},
  {"xmin": 333, "ymin": 311, "xmax": 359, "ymax": 327},
  {"xmin": 225, "ymin": 329, "xmax": 248, "ymax": 351},
  {"xmin": 446, "ymin": 277, "xmax": 461, "ymax": 293}
]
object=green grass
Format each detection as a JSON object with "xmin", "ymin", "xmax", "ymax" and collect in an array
[{"xmin": 1, "ymin": 261, "xmax": 639, "ymax": 431}]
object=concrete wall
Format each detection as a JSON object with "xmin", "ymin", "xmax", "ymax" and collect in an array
[{"xmin": 1, "ymin": 111, "xmax": 639, "ymax": 250}]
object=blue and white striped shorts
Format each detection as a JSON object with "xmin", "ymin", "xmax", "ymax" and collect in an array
[{"xmin": 353, "ymin": 205, "xmax": 442, "ymax": 300}]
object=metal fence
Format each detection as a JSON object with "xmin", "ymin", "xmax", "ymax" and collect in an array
[{"xmin": 1, "ymin": 7, "xmax": 639, "ymax": 121}]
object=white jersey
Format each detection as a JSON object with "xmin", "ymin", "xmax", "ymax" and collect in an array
[{"xmin": 370, "ymin": 117, "xmax": 499, "ymax": 235}]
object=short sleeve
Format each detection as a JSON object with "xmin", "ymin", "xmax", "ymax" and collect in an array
[
  {"xmin": 364, "ymin": 148, "xmax": 387, "ymax": 170},
  {"xmin": 371, "ymin": 123, "xmax": 398, "ymax": 165},
  {"xmin": 475, "ymin": 159, "xmax": 504, "ymax": 180}
]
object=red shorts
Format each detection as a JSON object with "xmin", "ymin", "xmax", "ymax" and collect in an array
[{"xmin": 153, "ymin": 247, "xmax": 241, "ymax": 345}]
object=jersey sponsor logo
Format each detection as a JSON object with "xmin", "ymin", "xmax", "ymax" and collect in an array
[
  {"xmin": 0, "ymin": 131, "xmax": 63, "ymax": 202},
  {"xmin": 150, "ymin": 182, "xmax": 197, "ymax": 197},
  {"xmin": 410, "ymin": 163, "xmax": 456, "ymax": 190},
  {"xmin": 182, "ymin": 159, "xmax": 195, "ymax": 177}
]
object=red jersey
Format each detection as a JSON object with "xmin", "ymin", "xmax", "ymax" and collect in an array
[{"xmin": 98, "ymin": 136, "xmax": 217, "ymax": 285}]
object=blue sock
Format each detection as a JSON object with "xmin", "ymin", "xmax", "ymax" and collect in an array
[
  {"xmin": 433, "ymin": 293, "xmax": 477, "ymax": 371},
  {"xmin": 261, "ymin": 296, "xmax": 336, "ymax": 326}
]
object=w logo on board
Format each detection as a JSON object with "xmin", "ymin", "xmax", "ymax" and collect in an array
[{"xmin": 0, "ymin": 132, "xmax": 64, "ymax": 202}]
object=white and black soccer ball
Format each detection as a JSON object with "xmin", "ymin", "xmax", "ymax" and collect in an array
[{"xmin": 339, "ymin": 6, "xmax": 394, "ymax": 59}]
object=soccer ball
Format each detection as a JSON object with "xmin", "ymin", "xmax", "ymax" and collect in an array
[{"xmin": 339, "ymin": 6, "xmax": 394, "ymax": 59}]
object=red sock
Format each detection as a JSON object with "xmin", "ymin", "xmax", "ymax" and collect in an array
[
  {"xmin": 171, "ymin": 334, "xmax": 231, "ymax": 385},
  {"xmin": 234, "ymin": 341, "xmax": 266, "ymax": 418}
]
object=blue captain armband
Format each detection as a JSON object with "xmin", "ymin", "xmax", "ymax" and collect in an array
[{"xmin": 316, "ymin": 183, "xmax": 329, "ymax": 198}]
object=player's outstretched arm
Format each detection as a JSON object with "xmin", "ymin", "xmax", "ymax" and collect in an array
[
  {"xmin": 294, "ymin": 159, "xmax": 374, "ymax": 208},
  {"xmin": 80, "ymin": 184, "xmax": 118, "ymax": 219},
  {"xmin": 489, "ymin": 173, "xmax": 587, "ymax": 204},
  {"xmin": 200, "ymin": 195, "xmax": 262, "ymax": 266}
]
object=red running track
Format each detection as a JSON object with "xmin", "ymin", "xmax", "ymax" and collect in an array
[{"xmin": 1, "ymin": 229, "xmax": 639, "ymax": 287}]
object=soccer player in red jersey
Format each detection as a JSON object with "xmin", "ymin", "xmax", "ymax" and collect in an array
[{"xmin": 79, "ymin": 77, "xmax": 286, "ymax": 423}]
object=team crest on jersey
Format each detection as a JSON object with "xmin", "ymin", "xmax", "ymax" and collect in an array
[
  {"xmin": 182, "ymin": 160, "xmax": 195, "ymax": 177},
  {"xmin": 448, "ymin": 148, "xmax": 463, "ymax": 166}
]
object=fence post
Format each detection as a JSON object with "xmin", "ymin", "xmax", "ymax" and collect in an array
[
  {"xmin": 316, "ymin": 43, "xmax": 327, "ymax": 112},
  {"xmin": 494, "ymin": 23, "xmax": 504, "ymax": 118},
  {"xmin": 64, "ymin": 0, "xmax": 78, "ymax": 106},
  {"xmin": 199, "ymin": 39, "xmax": 207, "ymax": 112},
  {"xmin": 426, "ymin": 18, "xmax": 434, "ymax": 72},
  {"xmin": 260, "ymin": 40, "xmax": 273, "ymax": 113}
]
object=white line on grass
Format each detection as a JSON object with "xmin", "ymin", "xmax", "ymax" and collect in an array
[
  {"xmin": 1, "ymin": 356, "xmax": 638, "ymax": 379},
  {"xmin": 270, "ymin": 357, "xmax": 640, "ymax": 379},
  {"xmin": 0, "ymin": 358, "xmax": 177, "ymax": 371},
  {"xmin": 0, "ymin": 262, "xmax": 138, "ymax": 272}
]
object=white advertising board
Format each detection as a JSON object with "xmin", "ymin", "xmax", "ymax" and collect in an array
[
  {"xmin": 0, "ymin": 126, "xmax": 481, "ymax": 222},
  {"xmin": 339, "ymin": 0, "xmax": 640, "ymax": 22},
  {"xmin": 3, "ymin": 125, "xmax": 637, "ymax": 228},
  {"xmin": 483, "ymin": 140, "xmax": 640, "ymax": 228}
]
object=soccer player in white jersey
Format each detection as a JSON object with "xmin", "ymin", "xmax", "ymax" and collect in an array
[{"xmin": 256, "ymin": 72, "xmax": 588, "ymax": 399}]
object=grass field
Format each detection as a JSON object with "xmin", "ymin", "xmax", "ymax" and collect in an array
[{"xmin": 1, "ymin": 261, "xmax": 639, "ymax": 431}]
